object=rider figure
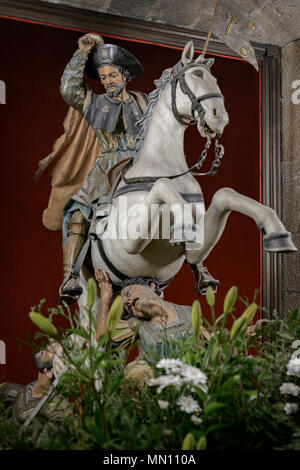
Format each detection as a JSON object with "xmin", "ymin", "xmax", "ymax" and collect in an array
[
  {"xmin": 35, "ymin": 33, "xmax": 219, "ymax": 304},
  {"xmin": 58, "ymin": 34, "xmax": 150, "ymax": 303}
]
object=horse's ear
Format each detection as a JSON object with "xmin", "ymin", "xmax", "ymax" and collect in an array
[
  {"xmin": 181, "ymin": 41, "xmax": 194, "ymax": 65},
  {"xmin": 195, "ymin": 55, "xmax": 215, "ymax": 68},
  {"xmin": 204, "ymin": 57, "xmax": 215, "ymax": 68}
]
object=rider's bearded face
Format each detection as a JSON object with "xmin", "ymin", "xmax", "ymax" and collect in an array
[{"xmin": 98, "ymin": 65, "xmax": 126, "ymax": 98}]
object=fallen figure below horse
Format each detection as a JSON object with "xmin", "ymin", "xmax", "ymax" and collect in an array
[
  {"xmin": 94, "ymin": 270, "xmax": 270, "ymax": 369},
  {"xmin": 76, "ymin": 40, "xmax": 296, "ymax": 314}
]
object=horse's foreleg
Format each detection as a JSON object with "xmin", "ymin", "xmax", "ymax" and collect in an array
[
  {"xmin": 121, "ymin": 178, "xmax": 190, "ymax": 254},
  {"xmin": 185, "ymin": 187, "xmax": 297, "ymax": 265}
]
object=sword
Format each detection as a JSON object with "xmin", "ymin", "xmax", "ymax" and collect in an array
[{"xmin": 22, "ymin": 356, "xmax": 67, "ymax": 430}]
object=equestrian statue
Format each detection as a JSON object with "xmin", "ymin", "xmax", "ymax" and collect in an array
[
  {"xmin": 34, "ymin": 33, "xmax": 220, "ymax": 304},
  {"xmin": 35, "ymin": 34, "xmax": 297, "ymax": 308}
]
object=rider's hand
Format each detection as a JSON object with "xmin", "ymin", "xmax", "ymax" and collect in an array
[
  {"xmin": 95, "ymin": 269, "xmax": 113, "ymax": 302},
  {"xmin": 78, "ymin": 34, "xmax": 96, "ymax": 53}
]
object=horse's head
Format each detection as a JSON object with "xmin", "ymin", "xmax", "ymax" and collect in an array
[{"xmin": 171, "ymin": 41, "xmax": 229, "ymax": 139}]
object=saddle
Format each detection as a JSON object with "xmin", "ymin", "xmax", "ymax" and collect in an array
[{"xmin": 105, "ymin": 157, "xmax": 133, "ymax": 203}]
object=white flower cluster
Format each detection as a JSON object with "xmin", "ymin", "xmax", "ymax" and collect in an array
[
  {"xmin": 149, "ymin": 374, "xmax": 183, "ymax": 391},
  {"xmin": 286, "ymin": 358, "xmax": 300, "ymax": 378},
  {"xmin": 279, "ymin": 354, "xmax": 300, "ymax": 416},
  {"xmin": 284, "ymin": 403, "xmax": 298, "ymax": 415},
  {"xmin": 279, "ymin": 382, "xmax": 300, "ymax": 396},
  {"xmin": 151, "ymin": 359, "xmax": 208, "ymax": 393},
  {"xmin": 151, "ymin": 359, "xmax": 206, "ymax": 422},
  {"xmin": 177, "ymin": 395, "xmax": 201, "ymax": 414},
  {"xmin": 156, "ymin": 359, "xmax": 184, "ymax": 374},
  {"xmin": 191, "ymin": 414, "xmax": 203, "ymax": 425},
  {"xmin": 158, "ymin": 400, "xmax": 169, "ymax": 410}
]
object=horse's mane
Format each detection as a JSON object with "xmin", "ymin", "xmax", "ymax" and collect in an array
[{"xmin": 133, "ymin": 67, "xmax": 172, "ymax": 161}]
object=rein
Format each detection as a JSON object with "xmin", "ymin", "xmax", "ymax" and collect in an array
[{"xmin": 121, "ymin": 60, "xmax": 225, "ymax": 186}]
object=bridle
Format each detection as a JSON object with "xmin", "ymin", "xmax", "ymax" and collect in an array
[
  {"xmin": 121, "ymin": 60, "xmax": 225, "ymax": 186},
  {"xmin": 170, "ymin": 60, "xmax": 223, "ymax": 129}
]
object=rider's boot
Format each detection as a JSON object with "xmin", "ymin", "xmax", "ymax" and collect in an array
[
  {"xmin": 59, "ymin": 210, "xmax": 89, "ymax": 305},
  {"xmin": 188, "ymin": 262, "xmax": 219, "ymax": 296}
]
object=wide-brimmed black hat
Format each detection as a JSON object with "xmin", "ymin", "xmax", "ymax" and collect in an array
[{"xmin": 85, "ymin": 44, "xmax": 143, "ymax": 80}]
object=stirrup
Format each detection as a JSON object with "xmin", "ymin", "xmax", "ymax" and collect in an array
[
  {"xmin": 195, "ymin": 266, "xmax": 219, "ymax": 296},
  {"xmin": 59, "ymin": 275, "xmax": 82, "ymax": 305}
]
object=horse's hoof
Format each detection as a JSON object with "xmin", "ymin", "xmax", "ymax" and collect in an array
[
  {"xmin": 263, "ymin": 231, "xmax": 298, "ymax": 253},
  {"xmin": 60, "ymin": 294, "xmax": 80, "ymax": 305},
  {"xmin": 192, "ymin": 265, "xmax": 219, "ymax": 296}
]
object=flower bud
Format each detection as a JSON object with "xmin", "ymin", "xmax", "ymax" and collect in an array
[
  {"xmin": 182, "ymin": 432, "xmax": 195, "ymax": 450},
  {"xmin": 87, "ymin": 277, "xmax": 97, "ymax": 309},
  {"xmin": 106, "ymin": 296, "xmax": 123, "ymax": 334},
  {"xmin": 191, "ymin": 300, "xmax": 202, "ymax": 336},
  {"xmin": 243, "ymin": 303, "xmax": 258, "ymax": 327},
  {"xmin": 229, "ymin": 315, "xmax": 246, "ymax": 342},
  {"xmin": 196, "ymin": 435, "xmax": 207, "ymax": 450},
  {"xmin": 229, "ymin": 303, "xmax": 258, "ymax": 342},
  {"xmin": 223, "ymin": 286, "xmax": 238, "ymax": 314},
  {"xmin": 29, "ymin": 312, "xmax": 58, "ymax": 337},
  {"xmin": 206, "ymin": 286, "xmax": 215, "ymax": 308}
]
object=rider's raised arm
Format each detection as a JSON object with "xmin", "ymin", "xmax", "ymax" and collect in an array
[{"xmin": 60, "ymin": 34, "xmax": 95, "ymax": 112}]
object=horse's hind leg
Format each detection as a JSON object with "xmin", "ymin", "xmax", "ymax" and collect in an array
[{"xmin": 185, "ymin": 187, "xmax": 297, "ymax": 265}]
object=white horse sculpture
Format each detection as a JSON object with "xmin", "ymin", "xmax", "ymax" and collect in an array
[{"xmin": 78, "ymin": 41, "xmax": 296, "ymax": 310}]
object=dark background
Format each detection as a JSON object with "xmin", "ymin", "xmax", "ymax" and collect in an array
[{"xmin": 0, "ymin": 17, "xmax": 260, "ymax": 384}]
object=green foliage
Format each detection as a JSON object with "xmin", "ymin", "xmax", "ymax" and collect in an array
[{"xmin": 1, "ymin": 288, "xmax": 300, "ymax": 450}]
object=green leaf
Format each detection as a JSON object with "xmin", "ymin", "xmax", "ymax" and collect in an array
[
  {"xmin": 193, "ymin": 386, "xmax": 208, "ymax": 402},
  {"xmin": 215, "ymin": 313, "xmax": 226, "ymax": 325},
  {"xmin": 205, "ymin": 423, "xmax": 231, "ymax": 435},
  {"xmin": 87, "ymin": 277, "xmax": 97, "ymax": 308},
  {"xmin": 222, "ymin": 374, "xmax": 241, "ymax": 389},
  {"xmin": 65, "ymin": 328, "xmax": 89, "ymax": 340},
  {"xmin": 95, "ymin": 407, "xmax": 101, "ymax": 429},
  {"xmin": 204, "ymin": 402, "xmax": 227, "ymax": 416},
  {"xmin": 278, "ymin": 332, "xmax": 294, "ymax": 341},
  {"xmin": 97, "ymin": 333, "xmax": 109, "ymax": 347},
  {"xmin": 108, "ymin": 377, "xmax": 123, "ymax": 395},
  {"xmin": 209, "ymin": 342, "xmax": 220, "ymax": 365},
  {"xmin": 257, "ymin": 370, "xmax": 268, "ymax": 383},
  {"xmin": 70, "ymin": 350, "xmax": 89, "ymax": 364},
  {"xmin": 289, "ymin": 307, "xmax": 300, "ymax": 327}
]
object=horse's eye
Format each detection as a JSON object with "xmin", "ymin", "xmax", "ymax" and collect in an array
[{"xmin": 192, "ymin": 70, "xmax": 203, "ymax": 78}]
